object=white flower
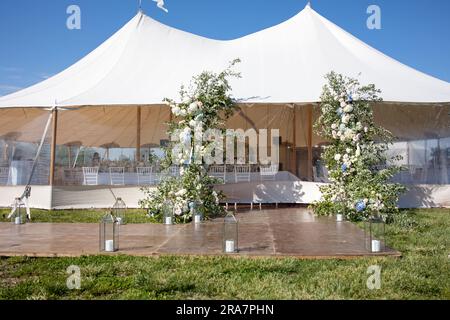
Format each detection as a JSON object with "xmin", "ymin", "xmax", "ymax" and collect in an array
[
  {"xmin": 212, "ymin": 191, "xmax": 220, "ymax": 204},
  {"xmin": 172, "ymin": 106, "xmax": 181, "ymax": 116},
  {"xmin": 331, "ymin": 124, "xmax": 338, "ymax": 130},
  {"xmin": 342, "ymin": 115, "xmax": 351, "ymax": 124},
  {"xmin": 343, "ymin": 104, "xmax": 353, "ymax": 113},
  {"xmin": 355, "ymin": 145, "xmax": 361, "ymax": 157},
  {"xmin": 332, "ymin": 130, "xmax": 338, "ymax": 139},
  {"xmin": 188, "ymin": 102, "xmax": 199, "ymax": 114},
  {"xmin": 364, "ymin": 127, "xmax": 369, "ymax": 133},
  {"xmin": 340, "ymin": 101, "xmax": 347, "ymax": 108},
  {"xmin": 176, "ymin": 189, "xmax": 187, "ymax": 197},
  {"xmin": 179, "ymin": 128, "xmax": 192, "ymax": 143},
  {"xmin": 334, "ymin": 154, "xmax": 342, "ymax": 161},
  {"xmin": 356, "ymin": 122, "xmax": 362, "ymax": 130},
  {"xmin": 189, "ymin": 120, "xmax": 197, "ymax": 127},
  {"xmin": 346, "ymin": 148, "xmax": 352, "ymax": 154},
  {"xmin": 174, "ymin": 206, "xmax": 183, "ymax": 216},
  {"xmin": 344, "ymin": 129, "xmax": 355, "ymax": 140}
]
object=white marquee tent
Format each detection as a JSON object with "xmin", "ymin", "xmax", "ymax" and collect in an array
[
  {"xmin": 0, "ymin": 4, "xmax": 449, "ymax": 209},
  {"xmin": 1, "ymin": 3, "xmax": 450, "ymax": 107}
]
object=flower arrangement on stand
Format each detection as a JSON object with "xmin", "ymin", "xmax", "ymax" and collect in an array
[
  {"xmin": 313, "ymin": 72, "xmax": 406, "ymax": 222},
  {"xmin": 139, "ymin": 60, "xmax": 241, "ymax": 223}
]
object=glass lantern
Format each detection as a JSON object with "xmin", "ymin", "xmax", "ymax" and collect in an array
[
  {"xmin": 163, "ymin": 201, "xmax": 174, "ymax": 225},
  {"xmin": 112, "ymin": 197, "xmax": 127, "ymax": 225},
  {"xmin": 223, "ymin": 212, "xmax": 238, "ymax": 253},
  {"xmin": 190, "ymin": 201, "xmax": 203, "ymax": 224},
  {"xmin": 99, "ymin": 212, "xmax": 119, "ymax": 252},
  {"xmin": 364, "ymin": 215, "xmax": 386, "ymax": 253},
  {"xmin": 11, "ymin": 198, "xmax": 27, "ymax": 225}
]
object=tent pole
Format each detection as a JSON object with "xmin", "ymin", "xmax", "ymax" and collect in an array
[
  {"xmin": 136, "ymin": 106, "xmax": 142, "ymax": 162},
  {"xmin": 292, "ymin": 104, "xmax": 298, "ymax": 177},
  {"xmin": 67, "ymin": 146, "xmax": 71, "ymax": 168},
  {"xmin": 49, "ymin": 108, "xmax": 58, "ymax": 186},
  {"xmin": 307, "ymin": 105, "xmax": 313, "ymax": 181}
]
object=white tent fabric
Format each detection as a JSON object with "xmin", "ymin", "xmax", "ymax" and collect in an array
[{"xmin": 1, "ymin": 3, "xmax": 450, "ymax": 108}]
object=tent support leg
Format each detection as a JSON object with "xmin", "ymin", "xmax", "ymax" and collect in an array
[
  {"xmin": 307, "ymin": 105, "xmax": 313, "ymax": 182},
  {"xmin": 136, "ymin": 106, "xmax": 142, "ymax": 162},
  {"xmin": 292, "ymin": 104, "xmax": 298, "ymax": 177},
  {"xmin": 49, "ymin": 108, "xmax": 58, "ymax": 186}
]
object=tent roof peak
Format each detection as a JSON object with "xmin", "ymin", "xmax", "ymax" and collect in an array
[{"xmin": 0, "ymin": 4, "xmax": 449, "ymax": 108}]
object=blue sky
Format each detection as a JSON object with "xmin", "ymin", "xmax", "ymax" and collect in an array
[{"xmin": 0, "ymin": 0, "xmax": 449, "ymax": 96}]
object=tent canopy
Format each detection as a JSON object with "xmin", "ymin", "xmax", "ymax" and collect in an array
[{"xmin": 1, "ymin": 3, "xmax": 450, "ymax": 108}]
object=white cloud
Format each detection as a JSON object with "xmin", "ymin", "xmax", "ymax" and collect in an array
[
  {"xmin": 0, "ymin": 66, "xmax": 23, "ymax": 73},
  {"xmin": 0, "ymin": 84, "xmax": 23, "ymax": 95}
]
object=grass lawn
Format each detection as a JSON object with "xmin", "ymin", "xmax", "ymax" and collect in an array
[
  {"xmin": 0, "ymin": 208, "xmax": 155, "ymax": 224},
  {"xmin": 0, "ymin": 208, "xmax": 449, "ymax": 300}
]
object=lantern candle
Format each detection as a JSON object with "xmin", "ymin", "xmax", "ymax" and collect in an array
[
  {"xmin": 165, "ymin": 216, "xmax": 173, "ymax": 225},
  {"xmin": 194, "ymin": 214, "xmax": 202, "ymax": 224},
  {"xmin": 336, "ymin": 214, "xmax": 343, "ymax": 222},
  {"xmin": 371, "ymin": 240, "xmax": 381, "ymax": 253},
  {"xmin": 225, "ymin": 240, "xmax": 235, "ymax": 253},
  {"xmin": 15, "ymin": 217, "xmax": 21, "ymax": 225},
  {"xmin": 105, "ymin": 240, "xmax": 115, "ymax": 252}
]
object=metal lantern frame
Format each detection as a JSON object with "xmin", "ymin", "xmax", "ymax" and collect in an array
[
  {"xmin": 223, "ymin": 212, "xmax": 239, "ymax": 253},
  {"xmin": 99, "ymin": 212, "xmax": 119, "ymax": 252},
  {"xmin": 190, "ymin": 201, "xmax": 203, "ymax": 224},
  {"xmin": 11, "ymin": 198, "xmax": 27, "ymax": 225},
  {"xmin": 112, "ymin": 197, "xmax": 127, "ymax": 225},
  {"xmin": 364, "ymin": 215, "xmax": 386, "ymax": 253},
  {"xmin": 163, "ymin": 201, "xmax": 174, "ymax": 225}
]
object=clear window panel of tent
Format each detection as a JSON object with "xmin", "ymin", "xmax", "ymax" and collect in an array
[
  {"xmin": 376, "ymin": 104, "xmax": 450, "ymax": 185},
  {"xmin": 0, "ymin": 108, "xmax": 52, "ymax": 186},
  {"xmin": 54, "ymin": 106, "xmax": 170, "ymax": 186}
]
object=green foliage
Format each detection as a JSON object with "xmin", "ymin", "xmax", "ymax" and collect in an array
[
  {"xmin": 139, "ymin": 60, "xmax": 241, "ymax": 223},
  {"xmin": 313, "ymin": 72, "xmax": 406, "ymax": 221}
]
